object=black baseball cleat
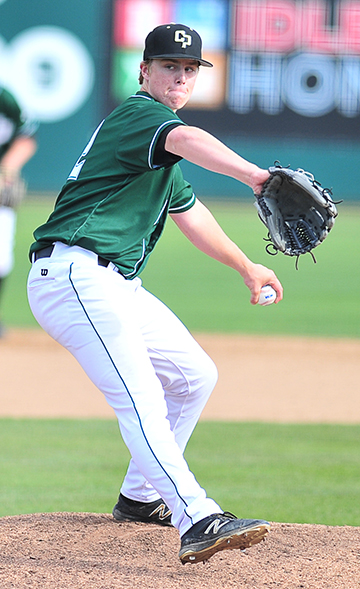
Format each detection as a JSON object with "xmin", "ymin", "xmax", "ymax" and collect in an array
[
  {"xmin": 112, "ymin": 493, "xmax": 172, "ymax": 527},
  {"xmin": 179, "ymin": 512, "xmax": 270, "ymax": 564}
]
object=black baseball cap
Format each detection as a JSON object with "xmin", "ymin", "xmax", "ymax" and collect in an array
[{"xmin": 143, "ymin": 23, "xmax": 213, "ymax": 67}]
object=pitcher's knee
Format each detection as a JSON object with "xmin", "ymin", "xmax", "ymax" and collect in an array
[
  {"xmin": 194, "ymin": 353, "xmax": 218, "ymax": 397},
  {"xmin": 206, "ymin": 355, "xmax": 218, "ymax": 390}
]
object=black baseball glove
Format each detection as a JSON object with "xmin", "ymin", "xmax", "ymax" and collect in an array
[{"xmin": 254, "ymin": 164, "xmax": 338, "ymax": 266}]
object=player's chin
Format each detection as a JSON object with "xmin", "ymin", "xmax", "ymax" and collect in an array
[{"xmin": 168, "ymin": 93, "xmax": 189, "ymax": 110}]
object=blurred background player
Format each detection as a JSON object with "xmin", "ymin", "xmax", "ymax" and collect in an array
[{"xmin": 0, "ymin": 86, "xmax": 38, "ymax": 336}]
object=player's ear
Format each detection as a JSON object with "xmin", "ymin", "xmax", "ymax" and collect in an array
[{"xmin": 140, "ymin": 60, "xmax": 151, "ymax": 81}]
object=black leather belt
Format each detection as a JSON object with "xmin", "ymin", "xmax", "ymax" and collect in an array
[
  {"xmin": 34, "ymin": 245, "xmax": 113, "ymax": 269},
  {"xmin": 33, "ymin": 244, "xmax": 55, "ymax": 261}
]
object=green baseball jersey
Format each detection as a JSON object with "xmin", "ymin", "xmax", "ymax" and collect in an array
[
  {"xmin": 0, "ymin": 87, "xmax": 37, "ymax": 158},
  {"xmin": 30, "ymin": 91, "xmax": 196, "ymax": 278}
]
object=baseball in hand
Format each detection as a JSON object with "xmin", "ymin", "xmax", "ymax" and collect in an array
[{"xmin": 258, "ymin": 285, "xmax": 277, "ymax": 306}]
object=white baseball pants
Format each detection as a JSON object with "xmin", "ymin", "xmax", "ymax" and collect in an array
[
  {"xmin": 27, "ymin": 242, "xmax": 221, "ymax": 535},
  {"xmin": 0, "ymin": 206, "xmax": 16, "ymax": 277}
]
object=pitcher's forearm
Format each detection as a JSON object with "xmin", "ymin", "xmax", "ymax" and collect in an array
[{"xmin": 165, "ymin": 126, "xmax": 269, "ymax": 192}]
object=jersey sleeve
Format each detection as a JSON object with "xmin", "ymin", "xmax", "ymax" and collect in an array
[
  {"xmin": 0, "ymin": 88, "xmax": 21, "ymax": 125},
  {"xmin": 152, "ymin": 123, "xmax": 183, "ymax": 168},
  {"xmin": 115, "ymin": 96, "xmax": 187, "ymax": 172},
  {"xmin": 168, "ymin": 164, "xmax": 196, "ymax": 214}
]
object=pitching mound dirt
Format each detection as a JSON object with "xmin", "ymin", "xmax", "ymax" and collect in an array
[{"xmin": 0, "ymin": 512, "xmax": 359, "ymax": 588}]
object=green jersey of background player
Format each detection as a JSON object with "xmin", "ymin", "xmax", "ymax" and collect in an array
[{"xmin": 28, "ymin": 23, "xmax": 283, "ymax": 565}]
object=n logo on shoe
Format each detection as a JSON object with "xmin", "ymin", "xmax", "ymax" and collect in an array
[
  {"xmin": 204, "ymin": 518, "xmax": 228, "ymax": 535},
  {"xmin": 149, "ymin": 503, "xmax": 172, "ymax": 521}
]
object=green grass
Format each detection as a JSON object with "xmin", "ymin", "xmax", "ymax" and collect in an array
[
  {"xmin": 2, "ymin": 197, "xmax": 360, "ymax": 338},
  {"xmin": 0, "ymin": 419, "xmax": 359, "ymax": 526},
  {"xmin": 186, "ymin": 422, "xmax": 360, "ymax": 527},
  {"xmin": 0, "ymin": 419, "xmax": 127, "ymax": 517}
]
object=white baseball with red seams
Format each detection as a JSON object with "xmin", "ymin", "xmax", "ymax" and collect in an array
[{"xmin": 258, "ymin": 285, "xmax": 276, "ymax": 306}]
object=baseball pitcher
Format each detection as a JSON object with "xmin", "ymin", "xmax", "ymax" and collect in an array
[{"xmin": 27, "ymin": 24, "xmax": 283, "ymax": 564}]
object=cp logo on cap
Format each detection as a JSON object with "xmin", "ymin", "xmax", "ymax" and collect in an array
[{"xmin": 174, "ymin": 30, "xmax": 192, "ymax": 49}]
